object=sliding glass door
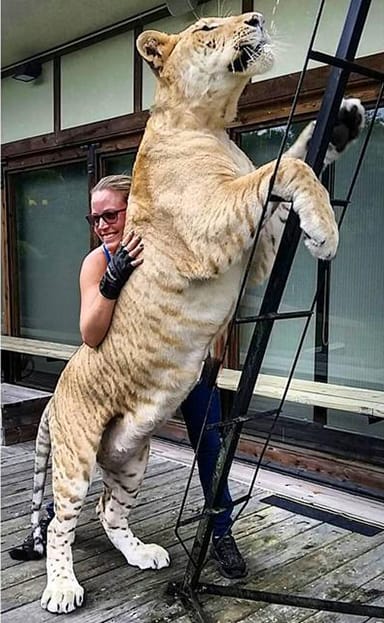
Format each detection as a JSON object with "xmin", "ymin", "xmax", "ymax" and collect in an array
[
  {"xmin": 6, "ymin": 162, "xmax": 88, "ymax": 388},
  {"xmin": 13, "ymin": 162, "xmax": 89, "ymax": 344}
]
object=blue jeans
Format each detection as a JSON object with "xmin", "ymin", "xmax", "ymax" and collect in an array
[
  {"xmin": 47, "ymin": 381, "xmax": 233, "ymax": 538},
  {"xmin": 181, "ymin": 379, "xmax": 233, "ymax": 538}
]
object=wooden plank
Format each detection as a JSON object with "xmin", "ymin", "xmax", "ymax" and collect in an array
[
  {"xmin": 238, "ymin": 464, "xmax": 384, "ymax": 530},
  {"xmin": 1, "ymin": 440, "xmax": 35, "ymax": 457},
  {"xmin": 1, "ymin": 469, "xmax": 197, "ymax": 560},
  {"xmin": 2, "ymin": 481, "xmax": 249, "ymax": 591},
  {"xmin": 3, "ymin": 441, "xmax": 384, "ymax": 623},
  {"xmin": 217, "ymin": 368, "xmax": 384, "ymax": 418},
  {"xmin": 1, "ymin": 459, "xmax": 190, "ymax": 525},
  {"xmin": 201, "ymin": 531, "xmax": 384, "ymax": 623},
  {"xmin": 1, "ymin": 476, "xmax": 245, "ymax": 555},
  {"xmin": 2, "ymin": 339, "xmax": 383, "ymax": 417},
  {"xmin": 1, "ymin": 383, "xmax": 52, "ymax": 446},
  {"xmin": 225, "ymin": 369, "xmax": 384, "ymax": 406},
  {"xmin": 152, "ymin": 440, "xmax": 384, "ymax": 530},
  {"xmin": 1, "ymin": 336, "xmax": 77, "ymax": 360},
  {"xmin": 302, "ymin": 575, "xmax": 384, "ymax": 623},
  {"xmin": 237, "ymin": 546, "xmax": 384, "ymax": 623},
  {"xmin": 1, "ymin": 514, "xmax": 345, "ymax": 621},
  {"xmin": 1, "ymin": 384, "xmax": 51, "ymax": 404},
  {"xmin": 0, "ymin": 492, "xmax": 316, "ymax": 619}
]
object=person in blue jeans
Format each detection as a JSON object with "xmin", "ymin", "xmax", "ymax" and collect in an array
[
  {"xmin": 10, "ymin": 174, "xmax": 246, "ymax": 579},
  {"xmin": 182, "ymin": 379, "xmax": 234, "ymax": 540}
]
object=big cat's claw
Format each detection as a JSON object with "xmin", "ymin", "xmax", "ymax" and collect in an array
[{"xmin": 41, "ymin": 579, "xmax": 84, "ymax": 614}]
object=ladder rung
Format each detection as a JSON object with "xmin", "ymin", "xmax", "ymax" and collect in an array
[
  {"xmin": 206, "ymin": 409, "xmax": 278, "ymax": 431},
  {"xmin": 231, "ymin": 494, "xmax": 252, "ymax": 507},
  {"xmin": 178, "ymin": 497, "xmax": 251, "ymax": 528},
  {"xmin": 368, "ymin": 416, "xmax": 382, "ymax": 425},
  {"xmin": 331, "ymin": 199, "xmax": 350, "ymax": 207},
  {"xmin": 269, "ymin": 194, "xmax": 293, "ymax": 204},
  {"xmin": 309, "ymin": 50, "xmax": 384, "ymax": 82},
  {"xmin": 177, "ymin": 512, "xmax": 205, "ymax": 528},
  {"xmin": 178, "ymin": 493, "xmax": 252, "ymax": 527},
  {"xmin": 235, "ymin": 310, "xmax": 313, "ymax": 324}
]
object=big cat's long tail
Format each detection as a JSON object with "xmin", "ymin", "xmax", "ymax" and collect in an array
[
  {"xmin": 9, "ymin": 402, "xmax": 52, "ymax": 561},
  {"xmin": 31, "ymin": 402, "xmax": 52, "ymax": 525}
]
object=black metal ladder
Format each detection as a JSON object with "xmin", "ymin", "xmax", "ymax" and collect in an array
[{"xmin": 169, "ymin": 1, "xmax": 384, "ymax": 621}]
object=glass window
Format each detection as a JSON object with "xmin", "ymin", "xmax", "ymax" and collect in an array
[
  {"xmin": 239, "ymin": 110, "xmax": 384, "ymax": 440},
  {"xmin": 240, "ymin": 122, "xmax": 317, "ymax": 383},
  {"xmin": 13, "ymin": 162, "xmax": 88, "ymax": 345},
  {"xmin": 328, "ymin": 108, "xmax": 384, "ymax": 393},
  {"xmin": 238, "ymin": 122, "xmax": 319, "ymax": 425},
  {"xmin": 327, "ymin": 108, "xmax": 384, "ymax": 439},
  {"xmin": 103, "ymin": 152, "xmax": 136, "ymax": 176}
]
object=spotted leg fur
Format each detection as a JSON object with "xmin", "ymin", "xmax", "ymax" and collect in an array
[
  {"xmin": 97, "ymin": 443, "xmax": 170, "ymax": 570},
  {"xmin": 41, "ymin": 476, "xmax": 89, "ymax": 613},
  {"xmin": 39, "ymin": 407, "xmax": 100, "ymax": 614}
]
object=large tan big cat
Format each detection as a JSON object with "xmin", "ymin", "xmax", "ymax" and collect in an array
[{"xmin": 29, "ymin": 12, "xmax": 364, "ymax": 613}]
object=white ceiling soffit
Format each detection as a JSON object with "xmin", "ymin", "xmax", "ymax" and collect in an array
[{"xmin": 1, "ymin": 0, "xmax": 167, "ymax": 68}]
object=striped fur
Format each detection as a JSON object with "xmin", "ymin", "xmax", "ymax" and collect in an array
[
  {"xmin": 31, "ymin": 13, "xmax": 364, "ymax": 613},
  {"xmin": 31, "ymin": 406, "xmax": 51, "ymax": 556}
]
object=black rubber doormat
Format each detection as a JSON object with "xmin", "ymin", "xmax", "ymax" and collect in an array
[{"xmin": 260, "ymin": 495, "xmax": 382, "ymax": 536}]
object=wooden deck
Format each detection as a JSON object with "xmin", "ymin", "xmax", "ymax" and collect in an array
[{"xmin": 2, "ymin": 440, "xmax": 384, "ymax": 623}]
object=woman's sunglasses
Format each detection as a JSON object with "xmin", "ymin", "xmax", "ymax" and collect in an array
[{"xmin": 85, "ymin": 208, "xmax": 127, "ymax": 228}]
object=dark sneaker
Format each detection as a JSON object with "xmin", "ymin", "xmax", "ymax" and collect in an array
[
  {"xmin": 210, "ymin": 534, "xmax": 247, "ymax": 579},
  {"xmin": 9, "ymin": 514, "xmax": 53, "ymax": 562}
]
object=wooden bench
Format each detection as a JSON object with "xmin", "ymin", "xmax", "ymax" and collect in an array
[
  {"xmin": 217, "ymin": 369, "xmax": 384, "ymax": 420},
  {"xmin": 1, "ymin": 335, "xmax": 78, "ymax": 360},
  {"xmin": 2, "ymin": 337, "xmax": 383, "ymax": 444},
  {"xmin": 1, "ymin": 336, "xmax": 78, "ymax": 445},
  {"xmin": 1, "ymin": 383, "xmax": 52, "ymax": 445}
]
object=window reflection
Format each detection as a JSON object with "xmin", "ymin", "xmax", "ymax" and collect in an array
[{"xmin": 14, "ymin": 162, "xmax": 88, "ymax": 344}]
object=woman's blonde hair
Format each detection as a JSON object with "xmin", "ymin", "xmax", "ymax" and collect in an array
[{"xmin": 91, "ymin": 175, "xmax": 132, "ymax": 202}]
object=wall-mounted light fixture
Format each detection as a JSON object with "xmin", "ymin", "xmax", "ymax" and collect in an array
[
  {"xmin": 12, "ymin": 60, "xmax": 42, "ymax": 82},
  {"xmin": 165, "ymin": 0, "xmax": 198, "ymax": 17}
]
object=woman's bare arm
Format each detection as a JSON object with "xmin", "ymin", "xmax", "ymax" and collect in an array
[{"xmin": 79, "ymin": 234, "xmax": 143, "ymax": 348}]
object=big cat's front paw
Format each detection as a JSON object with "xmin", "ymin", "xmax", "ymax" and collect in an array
[
  {"xmin": 302, "ymin": 224, "xmax": 339, "ymax": 262},
  {"xmin": 41, "ymin": 578, "xmax": 84, "ymax": 613},
  {"xmin": 287, "ymin": 98, "xmax": 365, "ymax": 167},
  {"xmin": 327, "ymin": 98, "xmax": 365, "ymax": 162},
  {"xmin": 294, "ymin": 173, "xmax": 339, "ymax": 261}
]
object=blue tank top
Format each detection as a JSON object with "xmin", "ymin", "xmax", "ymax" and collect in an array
[{"xmin": 102, "ymin": 243, "xmax": 112, "ymax": 263}]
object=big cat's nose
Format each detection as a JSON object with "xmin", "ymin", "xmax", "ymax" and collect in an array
[{"xmin": 245, "ymin": 13, "xmax": 265, "ymax": 28}]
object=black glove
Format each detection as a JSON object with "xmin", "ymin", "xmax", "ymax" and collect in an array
[{"xmin": 99, "ymin": 245, "xmax": 137, "ymax": 300}]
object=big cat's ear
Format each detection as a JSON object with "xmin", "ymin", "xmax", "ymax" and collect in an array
[{"xmin": 136, "ymin": 30, "xmax": 178, "ymax": 75}]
